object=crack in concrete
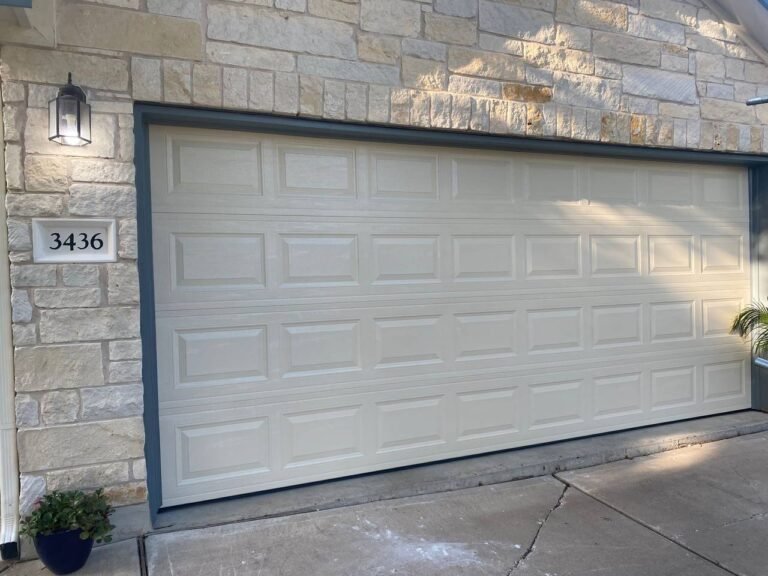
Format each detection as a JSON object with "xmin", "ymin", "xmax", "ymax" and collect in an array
[{"xmin": 506, "ymin": 482, "xmax": 568, "ymax": 576}]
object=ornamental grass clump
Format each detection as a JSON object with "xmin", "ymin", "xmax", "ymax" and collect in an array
[{"xmin": 731, "ymin": 302, "xmax": 768, "ymax": 356}]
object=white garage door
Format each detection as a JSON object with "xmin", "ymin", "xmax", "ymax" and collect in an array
[{"xmin": 150, "ymin": 125, "xmax": 751, "ymax": 507}]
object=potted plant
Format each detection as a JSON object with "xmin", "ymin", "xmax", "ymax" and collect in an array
[
  {"xmin": 732, "ymin": 302, "xmax": 768, "ymax": 355},
  {"xmin": 20, "ymin": 489, "xmax": 114, "ymax": 575}
]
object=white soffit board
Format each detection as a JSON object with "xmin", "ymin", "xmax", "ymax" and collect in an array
[{"xmin": 150, "ymin": 125, "xmax": 751, "ymax": 506}]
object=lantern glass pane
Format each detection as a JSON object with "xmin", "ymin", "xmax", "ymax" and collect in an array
[
  {"xmin": 59, "ymin": 97, "xmax": 80, "ymax": 145},
  {"xmin": 79, "ymin": 101, "xmax": 91, "ymax": 144}
]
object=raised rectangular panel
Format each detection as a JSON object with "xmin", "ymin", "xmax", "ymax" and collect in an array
[
  {"xmin": 280, "ymin": 235, "xmax": 358, "ymax": 286},
  {"xmin": 526, "ymin": 235, "xmax": 581, "ymax": 278},
  {"xmin": 282, "ymin": 406, "xmax": 363, "ymax": 467},
  {"xmin": 377, "ymin": 396, "xmax": 446, "ymax": 452},
  {"xmin": 703, "ymin": 361, "xmax": 744, "ymax": 401},
  {"xmin": 592, "ymin": 305, "xmax": 642, "ymax": 348},
  {"xmin": 648, "ymin": 170, "xmax": 693, "ymax": 205},
  {"xmin": 526, "ymin": 161, "xmax": 578, "ymax": 202},
  {"xmin": 651, "ymin": 301, "xmax": 695, "ymax": 342},
  {"xmin": 457, "ymin": 387, "xmax": 518, "ymax": 440},
  {"xmin": 528, "ymin": 308, "xmax": 583, "ymax": 353},
  {"xmin": 281, "ymin": 321, "xmax": 361, "ymax": 376},
  {"xmin": 375, "ymin": 316, "xmax": 443, "ymax": 368},
  {"xmin": 594, "ymin": 373, "xmax": 642, "ymax": 419},
  {"xmin": 173, "ymin": 234, "xmax": 265, "ymax": 288},
  {"xmin": 702, "ymin": 236, "xmax": 743, "ymax": 273},
  {"xmin": 529, "ymin": 380, "xmax": 584, "ymax": 429},
  {"xmin": 649, "ymin": 236, "xmax": 693, "ymax": 274},
  {"xmin": 371, "ymin": 153, "xmax": 438, "ymax": 199},
  {"xmin": 453, "ymin": 236, "xmax": 515, "ymax": 281},
  {"xmin": 178, "ymin": 418, "xmax": 269, "ymax": 483},
  {"xmin": 176, "ymin": 327, "xmax": 267, "ymax": 387},
  {"xmin": 171, "ymin": 138, "xmax": 261, "ymax": 196},
  {"xmin": 371, "ymin": 236, "xmax": 439, "ymax": 284},
  {"xmin": 278, "ymin": 146, "xmax": 355, "ymax": 197},
  {"xmin": 451, "ymin": 157, "xmax": 512, "ymax": 201},
  {"xmin": 701, "ymin": 173, "xmax": 742, "ymax": 208},
  {"xmin": 590, "ymin": 235, "xmax": 640, "ymax": 276},
  {"xmin": 651, "ymin": 367, "xmax": 695, "ymax": 409},
  {"xmin": 588, "ymin": 166, "xmax": 638, "ymax": 204},
  {"xmin": 703, "ymin": 299, "xmax": 742, "ymax": 337},
  {"xmin": 454, "ymin": 312, "xmax": 516, "ymax": 361}
]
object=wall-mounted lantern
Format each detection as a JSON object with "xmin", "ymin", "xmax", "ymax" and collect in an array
[{"xmin": 48, "ymin": 73, "xmax": 91, "ymax": 146}]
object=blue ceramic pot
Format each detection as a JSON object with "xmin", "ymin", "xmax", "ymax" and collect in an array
[{"xmin": 34, "ymin": 529, "xmax": 93, "ymax": 575}]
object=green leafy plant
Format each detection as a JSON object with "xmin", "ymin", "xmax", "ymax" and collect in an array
[
  {"xmin": 20, "ymin": 489, "xmax": 114, "ymax": 543},
  {"xmin": 731, "ymin": 301, "xmax": 768, "ymax": 356}
]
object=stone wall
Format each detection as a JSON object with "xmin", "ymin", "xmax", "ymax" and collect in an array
[{"xmin": 0, "ymin": 0, "xmax": 767, "ymax": 510}]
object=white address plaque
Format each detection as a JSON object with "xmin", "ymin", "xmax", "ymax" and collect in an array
[{"xmin": 32, "ymin": 218, "xmax": 117, "ymax": 263}]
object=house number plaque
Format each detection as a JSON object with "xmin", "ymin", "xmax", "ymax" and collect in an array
[{"xmin": 32, "ymin": 218, "xmax": 117, "ymax": 263}]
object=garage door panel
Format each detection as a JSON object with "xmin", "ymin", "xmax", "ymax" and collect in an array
[
  {"xmin": 154, "ymin": 216, "xmax": 748, "ymax": 308},
  {"xmin": 155, "ymin": 290, "xmax": 748, "ymax": 405},
  {"xmin": 151, "ymin": 127, "xmax": 747, "ymax": 220},
  {"xmin": 159, "ymin": 350, "xmax": 749, "ymax": 506},
  {"xmin": 151, "ymin": 126, "xmax": 751, "ymax": 506}
]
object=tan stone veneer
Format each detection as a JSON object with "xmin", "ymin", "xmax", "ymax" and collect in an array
[{"xmin": 1, "ymin": 0, "xmax": 768, "ymax": 511}]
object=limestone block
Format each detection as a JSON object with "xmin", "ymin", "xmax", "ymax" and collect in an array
[
  {"xmin": 57, "ymin": 3, "xmax": 202, "ymax": 59},
  {"xmin": 1, "ymin": 46, "xmax": 128, "ymax": 90},
  {"xmin": 41, "ymin": 390, "xmax": 80, "ymax": 425},
  {"xmin": 109, "ymin": 340, "xmax": 142, "ymax": 361},
  {"xmin": 108, "ymin": 361, "xmax": 142, "ymax": 384},
  {"xmin": 622, "ymin": 66, "xmax": 698, "ymax": 104},
  {"xmin": 207, "ymin": 42, "xmax": 295, "ymax": 72},
  {"xmin": 15, "ymin": 344, "xmax": 104, "ymax": 391},
  {"xmin": 593, "ymin": 32, "xmax": 660, "ymax": 66},
  {"xmin": 6, "ymin": 194, "xmax": 65, "ymax": 217},
  {"xmin": 47, "ymin": 462, "xmax": 130, "ymax": 492},
  {"xmin": 118, "ymin": 219, "xmax": 138, "ymax": 260},
  {"xmin": 361, "ymin": 0, "xmax": 421, "ymax": 37},
  {"xmin": 18, "ymin": 418, "xmax": 144, "ymax": 472},
  {"xmin": 425, "ymin": 13, "xmax": 477, "ymax": 45},
  {"xmin": 62, "ymin": 264, "xmax": 99, "ymax": 287},
  {"xmin": 7, "ymin": 220, "xmax": 31, "ymax": 252},
  {"xmin": 131, "ymin": 57, "xmax": 162, "ymax": 102},
  {"xmin": 15, "ymin": 394, "xmax": 39, "ymax": 428},
  {"xmin": 308, "ymin": 0, "xmax": 358, "ymax": 23},
  {"xmin": 448, "ymin": 75, "xmax": 502, "ymax": 98},
  {"xmin": 34, "ymin": 288, "xmax": 101, "ymax": 309},
  {"xmin": 556, "ymin": 0, "xmax": 628, "ymax": 32},
  {"xmin": 10, "ymin": 265, "xmax": 56, "ymax": 288},
  {"xmin": 69, "ymin": 184, "xmax": 136, "ymax": 217},
  {"xmin": 358, "ymin": 34, "xmax": 401, "ymax": 65},
  {"xmin": 71, "ymin": 159, "xmax": 135, "ymax": 184},
  {"xmin": 38, "ymin": 308, "xmax": 139, "ymax": 344},
  {"xmin": 81, "ymin": 384, "xmax": 143, "ymax": 419},
  {"xmin": 297, "ymin": 55, "xmax": 399, "ymax": 85},
  {"xmin": 479, "ymin": 1, "xmax": 554, "ymax": 44},
  {"xmin": 403, "ymin": 57, "xmax": 448, "ymax": 90},
  {"xmin": 208, "ymin": 3, "xmax": 356, "ymax": 59},
  {"xmin": 449, "ymin": 47, "xmax": 526, "ymax": 80},
  {"xmin": 553, "ymin": 71, "xmax": 621, "ymax": 110},
  {"xmin": 223, "ymin": 68, "xmax": 249, "ymax": 110}
]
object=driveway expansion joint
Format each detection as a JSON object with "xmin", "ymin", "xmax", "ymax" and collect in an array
[{"xmin": 556, "ymin": 476, "xmax": 743, "ymax": 576}]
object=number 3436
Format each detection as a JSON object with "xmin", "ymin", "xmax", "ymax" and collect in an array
[{"xmin": 49, "ymin": 232, "xmax": 104, "ymax": 251}]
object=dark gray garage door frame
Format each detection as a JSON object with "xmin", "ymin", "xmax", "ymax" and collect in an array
[{"xmin": 133, "ymin": 102, "xmax": 768, "ymax": 524}]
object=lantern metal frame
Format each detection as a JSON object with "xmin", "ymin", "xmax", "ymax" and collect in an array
[{"xmin": 48, "ymin": 73, "xmax": 91, "ymax": 146}]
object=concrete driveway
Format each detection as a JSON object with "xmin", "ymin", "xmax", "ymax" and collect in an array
[
  {"xmin": 145, "ymin": 431, "xmax": 768, "ymax": 576},
  {"xmin": 7, "ymin": 425, "xmax": 768, "ymax": 575}
]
